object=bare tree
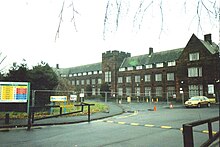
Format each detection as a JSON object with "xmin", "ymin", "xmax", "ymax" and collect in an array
[
  {"xmin": 55, "ymin": 0, "xmax": 219, "ymax": 40},
  {"xmin": 0, "ymin": 52, "xmax": 7, "ymax": 72},
  {"xmin": 55, "ymin": 0, "xmax": 79, "ymax": 41}
]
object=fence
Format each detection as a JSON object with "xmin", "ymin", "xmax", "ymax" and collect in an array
[{"xmin": 183, "ymin": 116, "xmax": 220, "ymax": 147}]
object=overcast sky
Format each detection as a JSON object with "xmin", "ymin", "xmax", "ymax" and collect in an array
[{"xmin": 0, "ymin": 0, "xmax": 219, "ymax": 71}]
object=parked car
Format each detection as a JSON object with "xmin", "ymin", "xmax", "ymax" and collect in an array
[{"xmin": 185, "ymin": 96, "xmax": 211, "ymax": 108}]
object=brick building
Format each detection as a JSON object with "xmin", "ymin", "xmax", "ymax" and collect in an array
[{"xmin": 56, "ymin": 34, "xmax": 220, "ymax": 102}]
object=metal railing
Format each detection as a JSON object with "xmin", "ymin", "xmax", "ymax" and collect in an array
[
  {"xmin": 27, "ymin": 102, "xmax": 95, "ymax": 130},
  {"xmin": 183, "ymin": 116, "xmax": 220, "ymax": 147}
]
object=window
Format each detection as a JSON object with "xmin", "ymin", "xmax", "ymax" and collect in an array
[
  {"xmin": 76, "ymin": 80, "xmax": 80, "ymax": 85},
  {"xmin": 135, "ymin": 87, "xmax": 140, "ymax": 96},
  {"xmin": 188, "ymin": 85, "xmax": 203, "ymax": 97},
  {"xmin": 145, "ymin": 87, "xmax": 151, "ymax": 96},
  {"xmin": 189, "ymin": 52, "xmax": 199, "ymax": 61},
  {"xmin": 156, "ymin": 87, "xmax": 162, "ymax": 97},
  {"xmin": 69, "ymin": 74, "xmax": 73, "ymax": 77},
  {"xmin": 208, "ymin": 84, "xmax": 214, "ymax": 94},
  {"xmin": 99, "ymin": 71, "xmax": 102, "ymax": 74},
  {"xmin": 145, "ymin": 64, "xmax": 152, "ymax": 69},
  {"xmin": 83, "ymin": 72, "xmax": 87, "ymax": 76},
  {"xmin": 127, "ymin": 67, "xmax": 134, "ymax": 71},
  {"xmin": 73, "ymin": 73, "xmax": 77, "ymax": 77},
  {"xmin": 98, "ymin": 78, "xmax": 102, "ymax": 84},
  {"xmin": 145, "ymin": 75, "xmax": 151, "ymax": 82},
  {"xmin": 188, "ymin": 67, "xmax": 202, "ymax": 77},
  {"xmin": 88, "ymin": 71, "xmax": 92, "ymax": 75},
  {"xmin": 135, "ymin": 75, "xmax": 140, "ymax": 82},
  {"xmin": 136, "ymin": 65, "xmax": 142, "ymax": 70},
  {"xmin": 93, "ymin": 71, "xmax": 98, "ymax": 74},
  {"xmin": 71, "ymin": 80, "xmax": 75, "ymax": 85},
  {"xmin": 81, "ymin": 80, "xmax": 84, "ymax": 85},
  {"xmin": 126, "ymin": 87, "xmax": 131, "ymax": 96},
  {"xmin": 126, "ymin": 76, "xmax": 131, "ymax": 83},
  {"xmin": 167, "ymin": 87, "xmax": 175, "ymax": 97},
  {"xmin": 118, "ymin": 77, "xmax": 123, "ymax": 83},
  {"xmin": 78, "ymin": 73, "xmax": 82, "ymax": 76},
  {"xmin": 156, "ymin": 63, "xmax": 163, "ymax": 68},
  {"xmin": 155, "ymin": 74, "xmax": 162, "ymax": 81},
  {"xmin": 61, "ymin": 74, "xmax": 67, "ymax": 77},
  {"xmin": 118, "ymin": 88, "xmax": 123, "ymax": 96},
  {"xmin": 119, "ymin": 68, "xmax": 126, "ymax": 71},
  {"xmin": 167, "ymin": 73, "xmax": 174, "ymax": 81},
  {"xmin": 86, "ymin": 79, "xmax": 90, "ymax": 85},
  {"xmin": 105, "ymin": 71, "xmax": 111, "ymax": 82},
  {"xmin": 92, "ymin": 79, "xmax": 96, "ymax": 85},
  {"xmin": 97, "ymin": 88, "xmax": 100, "ymax": 95},
  {"xmin": 168, "ymin": 61, "xmax": 176, "ymax": 66},
  {"xmin": 92, "ymin": 88, "xmax": 96, "ymax": 95}
]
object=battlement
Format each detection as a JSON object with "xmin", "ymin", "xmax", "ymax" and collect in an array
[{"xmin": 102, "ymin": 50, "xmax": 131, "ymax": 59}]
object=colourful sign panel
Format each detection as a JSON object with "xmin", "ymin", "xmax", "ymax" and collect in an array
[
  {"xmin": 50, "ymin": 96, "xmax": 67, "ymax": 102},
  {"xmin": 0, "ymin": 82, "xmax": 30, "ymax": 103}
]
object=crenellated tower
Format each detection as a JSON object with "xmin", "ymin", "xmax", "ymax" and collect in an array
[{"xmin": 102, "ymin": 50, "xmax": 131, "ymax": 94}]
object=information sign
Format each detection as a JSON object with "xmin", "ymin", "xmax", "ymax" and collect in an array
[
  {"xmin": 50, "ymin": 96, "xmax": 67, "ymax": 102},
  {"xmin": 0, "ymin": 82, "xmax": 30, "ymax": 103}
]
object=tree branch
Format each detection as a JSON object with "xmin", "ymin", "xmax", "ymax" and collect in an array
[{"xmin": 55, "ymin": 1, "xmax": 65, "ymax": 41}]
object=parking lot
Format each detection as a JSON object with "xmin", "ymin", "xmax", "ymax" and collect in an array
[{"xmin": 0, "ymin": 102, "xmax": 219, "ymax": 147}]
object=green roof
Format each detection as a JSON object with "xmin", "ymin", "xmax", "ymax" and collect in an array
[
  {"xmin": 200, "ymin": 40, "xmax": 219, "ymax": 54},
  {"xmin": 120, "ymin": 48, "xmax": 184, "ymax": 68},
  {"xmin": 58, "ymin": 62, "xmax": 102, "ymax": 75}
]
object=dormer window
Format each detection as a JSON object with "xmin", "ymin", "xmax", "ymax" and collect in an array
[
  {"xmin": 88, "ymin": 71, "xmax": 92, "ymax": 75},
  {"xmin": 93, "ymin": 71, "xmax": 98, "ymax": 74},
  {"xmin": 145, "ymin": 64, "xmax": 152, "ymax": 69},
  {"xmin": 83, "ymin": 72, "xmax": 87, "ymax": 76},
  {"xmin": 168, "ymin": 61, "xmax": 176, "ymax": 66},
  {"xmin": 127, "ymin": 67, "xmax": 134, "ymax": 71},
  {"xmin": 156, "ymin": 63, "xmax": 163, "ymax": 68},
  {"xmin": 136, "ymin": 65, "xmax": 142, "ymax": 70},
  {"xmin": 189, "ymin": 52, "xmax": 199, "ymax": 61},
  {"xmin": 119, "ymin": 67, "xmax": 126, "ymax": 71}
]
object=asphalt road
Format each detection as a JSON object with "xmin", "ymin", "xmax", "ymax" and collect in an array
[{"xmin": 0, "ymin": 103, "xmax": 219, "ymax": 147}]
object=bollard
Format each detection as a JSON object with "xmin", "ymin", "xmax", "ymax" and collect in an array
[{"xmin": 5, "ymin": 113, "xmax": 9, "ymax": 124}]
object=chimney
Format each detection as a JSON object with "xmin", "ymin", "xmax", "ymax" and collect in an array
[
  {"xmin": 204, "ymin": 34, "xmax": 212, "ymax": 44},
  {"xmin": 149, "ymin": 47, "xmax": 153, "ymax": 55},
  {"xmin": 56, "ymin": 64, "xmax": 59, "ymax": 69}
]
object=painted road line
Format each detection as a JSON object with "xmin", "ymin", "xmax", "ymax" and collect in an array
[
  {"xmin": 202, "ymin": 130, "xmax": 217, "ymax": 134},
  {"xmin": 160, "ymin": 126, "xmax": 172, "ymax": 129},
  {"xmin": 130, "ymin": 123, "xmax": 139, "ymax": 126},
  {"xmin": 106, "ymin": 120, "xmax": 114, "ymax": 123},
  {"xmin": 118, "ymin": 122, "xmax": 126, "ymax": 125},
  {"xmin": 144, "ymin": 124, "xmax": 154, "ymax": 127},
  {"xmin": 120, "ymin": 111, "xmax": 138, "ymax": 118}
]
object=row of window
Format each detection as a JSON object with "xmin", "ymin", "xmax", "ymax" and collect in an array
[
  {"xmin": 78, "ymin": 84, "xmax": 213, "ymax": 99},
  {"xmin": 72, "ymin": 78, "xmax": 102, "ymax": 86},
  {"xmin": 119, "ymin": 61, "xmax": 176, "ymax": 72},
  {"xmin": 117, "ymin": 86, "xmax": 176, "ymax": 97},
  {"xmin": 117, "ymin": 73, "xmax": 175, "ymax": 83},
  {"xmin": 67, "ymin": 71, "xmax": 102, "ymax": 78}
]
